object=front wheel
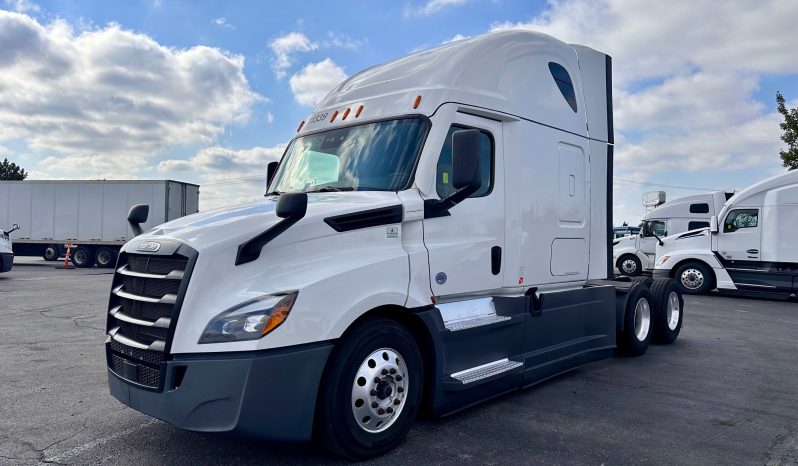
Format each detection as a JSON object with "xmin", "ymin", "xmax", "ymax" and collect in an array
[
  {"xmin": 317, "ymin": 318, "xmax": 423, "ymax": 460},
  {"xmin": 673, "ymin": 262, "xmax": 714, "ymax": 295},
  {"xmin": 617, "ymin": 254, "xmax": 642, "ymax": 276}
]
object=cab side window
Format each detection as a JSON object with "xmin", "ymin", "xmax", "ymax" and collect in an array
[
  {"xmin": 643, "ymin": 220, "xmax": 666, "ymax": 237},
  {"xmin": 723, "ymin": 209, "xmax": 758, "ymax": 232},
  {"xmin": 436, "ymin": 125, "xmax": 493, "ymax": 198}
]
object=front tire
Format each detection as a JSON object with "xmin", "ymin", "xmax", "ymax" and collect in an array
[
  {"xmin": 673, "ymin": 261, "xmax": 714, "ymax": 295},
  {"xmin": 617, "ymin": 254, "xmax": 642, "ymax": 276},
  {"xmin": 317, "ymin": 318, "xmax": 423, "ymax": 460},
  {"xmin": 618, "ymin": 283, "xmax": 653, "ymax": 356}
]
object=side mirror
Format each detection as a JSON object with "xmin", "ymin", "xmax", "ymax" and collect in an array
[
  {"xmin": 276, "ymin": 192, "xmax": 308, "ymax": 219},
  {"xmin": 8, "ymin": 223, "xmax": 19, "ymax": 234},
  {"xmin": 451, "ymin": 129, "xmax": 482, "ymax": 189},
  {"xmin": 710, "ymin": 215, "xmax": 719, "ymax": 233},
  {"xmin": 127, "ymin": 204, "xmax": 149, "ymax": 237},
  {"xmin": 266, "ymin": 161, "xmax": 279, "ymax": 190}
]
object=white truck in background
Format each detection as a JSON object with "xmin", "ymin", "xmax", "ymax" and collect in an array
[
  {"xmin": 0, "ymin": 180, "xmax": 199, "ymax": 267},
  {"xmin": 655, "ymin": 170, "xmax": 798, "ymax": 297},
  {"xmin": 105, "ymin": 31, "xmax": 686, "ymax": 460},
  {"xmin": 613, "ymin": 191, "xmax": 733, "ymax": 276},
  {"xmin": 0, "ymin": 222, "xmax": 19, "ymax": 273}
]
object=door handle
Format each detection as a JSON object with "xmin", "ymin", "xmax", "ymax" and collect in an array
[
  {"xmin": 746, "ymin": 249, "xmax": 759, "ymax": 254},
  {"xmin": 491, "ymin": 246, "xmax": 502, "ymax": 275}
]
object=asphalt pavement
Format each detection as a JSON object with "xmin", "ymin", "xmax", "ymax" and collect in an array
[{"xmin": 1, "ymin": 257, "xmax": 796, "ymax": 465}]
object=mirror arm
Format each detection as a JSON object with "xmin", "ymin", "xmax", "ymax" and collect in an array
[{"xmin": 423, "ymin": 184, "xmax": 480, "ymax": 219}]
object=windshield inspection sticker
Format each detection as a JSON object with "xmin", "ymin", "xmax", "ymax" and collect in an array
[{"xmin": 386, "ymin": 226, "xmax": 399, "ymax": 239}]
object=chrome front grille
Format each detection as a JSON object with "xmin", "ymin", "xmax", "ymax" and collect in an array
[{"xmin": 106, "ymin": 247, "xmax": 196, "ymax": 390}]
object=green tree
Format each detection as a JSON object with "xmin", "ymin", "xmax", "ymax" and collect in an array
[
  {"xmin": 776, "ymin": 91, "xmax": 798, "ymax": 170},
  {"xmin": 0, "ymin": 157, "xmax": 28, "ymax": 180}
]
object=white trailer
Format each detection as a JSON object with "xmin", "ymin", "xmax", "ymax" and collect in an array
[
  {"xmin": 613, "ymin": 191, "xmax": 732, "ymax": 275},
  {"xmin": 655, "ymin": 170, "xmax": 798, "ymax": 296},
  {"xmin": 104, "ymin": 31, "xmax": 686, "ymax": 460},
  {"xmin": 0, "ymin": 180, "xmax": 199, "ymax": 267}
]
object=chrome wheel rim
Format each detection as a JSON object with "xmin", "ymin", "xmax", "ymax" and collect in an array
[
  {"xmin": 680, "ymin": 268, "xmax": 704, "ymax": 289},
  {"xmin": 667, "ymin": 291, "xmax": 681, "ymax": 330},
  {"xmin": 351, "ymin": 348, "xmax": 408, "ymax": 433},
  {"xmin": 634, "ymin": 298, "xmax": 651, "ymax": 341},
  {"xmin": 621, "ymin": 259, "xmax": 638, "ymax": 274}
]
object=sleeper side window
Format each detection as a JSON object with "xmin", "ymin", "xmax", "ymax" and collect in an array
[
  {"xmin": 436, "ymin": 125, "xmax": 493, "ymax": 198},
  {"xmin": 723, "ymin": 209, "xmax": 758, "ymax": 233},
  {"xmin": 690, "ymin": 203, "xmax": 710, "ymax": 214},
  {"xmin": 548, "ymin": 62, "xmax": 577, "ymax": 113}
]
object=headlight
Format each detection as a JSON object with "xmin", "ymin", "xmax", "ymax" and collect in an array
[{"xmin": 199, "ymin": 291, "xmax": 298, "ymax": 344}]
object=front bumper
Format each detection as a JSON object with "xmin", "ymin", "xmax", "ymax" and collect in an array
[
  {"xmin": 652, "ymin": 269, "xmax": 670, "ymax": 279},
  {"xmin": 108, "ymin": 342, "xmax": 333, "ymax": 441},
  {"xmin": 0, "ymin": 252, "xmax": 12, "ymax": 272}
]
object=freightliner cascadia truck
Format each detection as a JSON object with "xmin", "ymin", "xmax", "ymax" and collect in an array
[{"xmin": 105, "ymin": 31, "xmax": 686, "ymax": 459}]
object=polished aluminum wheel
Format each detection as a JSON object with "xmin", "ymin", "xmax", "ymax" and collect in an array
[
  {"xmin": 351, "ymin": 348, "xmax": 408, "ymax": 433},
  {"xmin": 634, "ymin": 298, "xmax": 651, "ymax": 341},
  {"xmin": 680, "ymin": 268, "xmax": 704, "ymax": 290},
  {"xmin": 621, "ymin": 258, "xmax": 638, "ymax": 274},
  {"xmin": 666, "ymin": 291, "xmax": 681, "ymax": 330}
]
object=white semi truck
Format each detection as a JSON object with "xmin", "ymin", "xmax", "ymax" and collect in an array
[
  {"xmin": 0, "ymin": 180, "xmax": 199, "ymax": 267},
  {"xmin": 613, "ymin": 191, "xmax": 733, "ymax": 276},
  {"xmin": 0, "ymin": 222, "xmax": 19, "ymax": 273},
  {"xmin": 655, "ymin": 170, "xmax": 798, "ymax": 297},
  {"xmin": 105, "ymin": 31, "xmax": 686, "ymax": 459}
]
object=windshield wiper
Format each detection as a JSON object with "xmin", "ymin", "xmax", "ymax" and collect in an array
[
  {"xmin": 264, "ymin": 190, "xmax": 282, "ymax": 196},
  {"xmin": 305, "ymin": 186, "xmax": 355, "ymax": 193}
]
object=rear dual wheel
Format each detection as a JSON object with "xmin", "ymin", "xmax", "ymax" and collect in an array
[
  {"xmin": 619, "ymin": 279, "xmax": 684, "ymax": 356},
  {"xmin": 316, "ymin": 318, "xmax": 423, "ymax": 461},
  {"xmin": 649, "ymin": 277, "xmax": 683, "ymax": 344},
  {"xmin": 618, "ymin": 283, "xmax": 653, "ymax": 356}
]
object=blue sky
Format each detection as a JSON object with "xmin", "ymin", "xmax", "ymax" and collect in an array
[{"xmin": 1, "ymin": 0, "xmax": 797, "ymax": 225}]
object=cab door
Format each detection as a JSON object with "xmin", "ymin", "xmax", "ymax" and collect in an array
[
  {"xmin": 423, "ymin": 114, "xmax": 504, "ymax": 297},
  {"xmin": 717, "ymin": 209, "xmax": 761, "ymax": 262}
]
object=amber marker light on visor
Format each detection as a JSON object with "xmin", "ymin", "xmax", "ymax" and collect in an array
[
  {"xmin": 413, "ymin": 95, "xmax": 422, "ymax": 109},
  {"xmin": 330, "ymin": 110, "xmax": 339, "ymax": 122},
  {"xmin": 355, "ymin": 105, "xmax": 364, "ymax": 117},
  {"xmin": 341, "ymin": 108, "xmax": 351, "ymax": 120},
  {"xmin": 297, "ymin": 120, "xmax": 305, "ymax": 132}
]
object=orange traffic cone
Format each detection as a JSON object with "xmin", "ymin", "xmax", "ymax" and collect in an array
[{"xmin": 60, "ymin": 243, "xmax": 74, "ymax": 269}]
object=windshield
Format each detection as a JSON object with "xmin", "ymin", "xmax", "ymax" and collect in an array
[{"xmin": 269, "ymin": 118, "xmax": 428, "ymax": 193}]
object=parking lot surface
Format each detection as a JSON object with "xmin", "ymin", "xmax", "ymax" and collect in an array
[{"xmin": 1, "ymin": 258, "xmax": 797, "ymax": 465}]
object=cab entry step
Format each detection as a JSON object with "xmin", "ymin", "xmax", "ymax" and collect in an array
[{"xmin": 449, "ymin": 358, "xmax": 523, "ymax": 385}]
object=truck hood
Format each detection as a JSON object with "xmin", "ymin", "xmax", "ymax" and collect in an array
[
  {"xmin": 656, "ymin": 228, "xmax": 711, "ymax": 260},
  {"xmin": 613, "ymin": 235, "xmax": 637, "ymax": 247},
  {"xmin": 133, "ymin": 191, "xmax": 402, "ymax": 253}
]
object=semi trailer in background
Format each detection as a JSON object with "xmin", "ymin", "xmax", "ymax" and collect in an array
[
  {"xmin": 655, "ymin": 170, "xmax": 798, "ymax": 297},
  {"xmin": 613, "ymin": 191, "xmax": 733, "ymax": 276},
  {"xmin": 0, "ymin": 180, "xmax": 199, "ymax": 267}
]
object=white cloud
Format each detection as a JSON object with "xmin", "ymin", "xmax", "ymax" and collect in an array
[
  {"xmin": 158, "ymin": 144, "xmax": 286, "ymax": 209},
  {"xmin": 0, "ymin": 11, "xmax": 260, "ymax": 179},
  {"xmin": 289, "ymin": 58, "xmax": 347, "ymax": 107},
  {"xmin": 406, "ymin": 0, "xmax": 470, "ymax": 17},
  {"xmin": 266, "ymin": 112, "xmax": 274, "ymax": 124},
  {"xmin": 489, "ymin": 0, "xmax": 798, "ymax": 224},
  {"xmin": 2, "ymin": 0, "xmax": 39, "ymax": 13},
  {"xmin": 269, "ymin": 32, "xmax": 318, "ymax": 79},
  {"xmin": 212, "ymin": 17, "xmax": 235, "ymax": 30},
  {"xmin": 323, "ymin": 31, "xmax": 362, "ymax": 50}
]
